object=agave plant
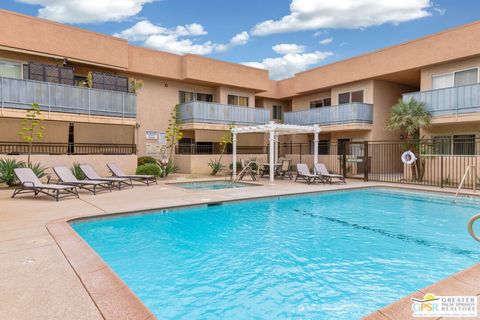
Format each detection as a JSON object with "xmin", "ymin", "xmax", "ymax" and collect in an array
[
  {"xmin": 0, "ymin": 158, "xmax": 26, "ymax": 186},
  {"xmin": 71, "ymin": 162, "xmax": 86, "ymax": 180},
  {"xmin": 28, "ymin": 162, "xmax": 47, "ymax": 179}
]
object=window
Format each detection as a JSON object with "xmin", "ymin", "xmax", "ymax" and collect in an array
[
  {"xmin": 228, "ymin": 94, "xmax": 249, "ymax": 107},
  {"xmin": 0, "ymin": 60, "xmax": 22, "ymax": 79},
  {"xmin": 454, "ymin": 68, "xmax": 478, "ymax": 87},
  {"xmin": 272, "ymin": 105, "xmax": 283, "ymax": 120},
  {"xmin": 453, "ymin": 135, "xmax": 476, "ymax": 155},
  {"xmin": 338, "ymin": 92, "xmax": 350, "ymax": 104},
  {"xmin": 433, "ymin": 135, "xmax": 476, "ymax": 155},
  {"xmin": 351, "ymin": 90, "xmax": 364, "ymax": 103},
  {"xmin": 432, "ymin": 68, "xmax": 479, "ymax": 89},
  {"xmin": 310, "ymin": 98, "xmax": 331, "ymax": 109},
  {"xmin": 179, "ymin": 91, "xmax": 213, "ymax": 104},
  {"xmin": 318, "ymin": 140, "xmax": 330, "ymax": 155}
]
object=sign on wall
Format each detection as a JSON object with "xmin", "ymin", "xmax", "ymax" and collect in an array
[
  {"xmin": 158, "ymin": 132, "xmax": 166, "ymax": 145},
  {"xmin": 145, "ymin": 131, "xmax": 158, "ymax": 140}
]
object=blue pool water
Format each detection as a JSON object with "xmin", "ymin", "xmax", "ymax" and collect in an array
[
  {"xmin": 171, "ymin": 180, "xmax": 253, "ymax": 190},
  {"xmin": 72, "ymin": 188, "xmax": 480, "ymax": 319}
]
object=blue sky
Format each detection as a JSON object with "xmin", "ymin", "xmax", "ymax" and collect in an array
[{"xmin": 1, "ymin": 0, "xmax": 479, "ymax": 79}]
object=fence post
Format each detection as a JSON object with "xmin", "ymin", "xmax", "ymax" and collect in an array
[
  {"xmin": 47, "ymin": 82, "xmax": 51, "ymax": 116},
  {"xmin": 364, "ymin": 141, "xmax": 369, "ymax": 182},
  {"xmin": 88, "ymin": 88, "xmax": 91, "ymax": 118},
  {"xmin": 342, "ymin": 142, "xmax": 347, "ymax": 178},
  {"xmin": 440, "ymin": 156, "xmax": 444, "ymax": 188},
  {"xmin": 122, "ymin": 93, "xmax": 125, "ymax": 119},
  {"xmin": 299, "ymin": 144, "xmax": 302, "ymax": 163}
]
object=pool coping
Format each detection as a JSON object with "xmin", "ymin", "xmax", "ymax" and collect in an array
[{"xmin": 46, "ymin": 184, "xmax": 480, "ymax": 320}]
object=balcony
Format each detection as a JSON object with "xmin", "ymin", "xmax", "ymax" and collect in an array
[
  {"xmin": 284, "ymin": 103, "xmax": 373, "ymax": 126},
  {"xmin": 0, "ymin": 77, "xmax": 136, "ymax": 118},
  {"xmin": 403, "ymin": 83, "xmax": 480, "ymax": 117},
  {"xmin": 176, "ymin": 101, "xmax": 270, "ymax": 126}
]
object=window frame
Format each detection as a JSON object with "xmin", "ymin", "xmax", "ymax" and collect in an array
[
  {"xmin": 432, "ymin": 134, "xmax": 477, "ymax": 155},
  {"xmin": 431, "ymin": 67, "xmax": 480, "ymax": 90},
  {"xmin": 0, "ymin": 58, "xmax": 25, "ymax": 79},
  {"xmin": 179, "ymin": 90, "xmax": 213, "ymax": 104},
  {"xmin": 338, "ymin": 90, "xmax": 364, "ymax": 105},
  {"xmin": 272, "ymin": 105, "xmax": 283, "ymax": 120},
  {"xmin": 227, "ymin": 94, "xmax": 249, "ymax": 107}
]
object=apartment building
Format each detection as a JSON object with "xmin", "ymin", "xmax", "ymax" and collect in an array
[{"xmin": 1, "ymin": 9, "xmax": 480, "ymax": 174}]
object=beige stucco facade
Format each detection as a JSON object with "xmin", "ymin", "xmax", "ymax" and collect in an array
[{"xmin": 1, "ymin": 9, "xmax": 480, "ymax": 173}]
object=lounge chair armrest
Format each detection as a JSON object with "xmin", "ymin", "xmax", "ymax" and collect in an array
[{"xmin": 22, "ymin": 181, "xmax": 35, "ymax": 187}]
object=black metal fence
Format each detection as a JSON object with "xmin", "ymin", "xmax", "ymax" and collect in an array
[
  {"xmin": 0, "ymin": 142, "xmax": 136, "ymax": 155},
  {"xmin": 177, "ymin": 138, "xmax": 480, "ymax": 189}
]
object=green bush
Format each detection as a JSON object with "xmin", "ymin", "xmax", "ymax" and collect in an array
[
  {"xmin": 71, "ymin": 163, "xmax": 86, "ymax": 180},
  {"xmin": 137, "ymin": 156, "xmax": 157, "ymax": 166},
  {"xmin": 136, "ymin": 163, "xmax": 161, "ymax": 177},
  {"xmin": 0, "ymin": 158, "xmax": 26, "ymax": 186},
  {"xmin": 208, "ymin": 159, "xmax": 224, "ymax": 176},
  {"xmin": 28, "ymin": 162, "xmax": 47, "ymax": 179}
]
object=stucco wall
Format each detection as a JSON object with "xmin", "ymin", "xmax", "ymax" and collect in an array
[
  {"xmin": 0, "ymin": 118, "xmax": 69, "ymax": 143},
  {"xmin": 420, "ymin": 56, "xmax": 480, "ymax": 91}
]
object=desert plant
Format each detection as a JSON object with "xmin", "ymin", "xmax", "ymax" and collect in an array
[
  {"xmin": 0, "ymin": 158, "xmax": 26, "ymax": 186},
  {"xmin": 386, "ymin": 98, "xmax": 432, "ymax": 180},
  {"xmin": 166, "ymin": 105, "xmax": 183, "ymax": 161},
  {"xmin": 136, "ymin": 163, "xmax": 161, "ymax": 177},
  {"xmin": 129, "ymin": 78, "xmax": 144, "ymax": 93},
  {"xmin": 138, "ymin": 156, "xmax": 157, "ymax": 166},
  {"xmin": 71, "ymin": 163, "xmax": 86, "ymax": 180},
  {"xmin": 208, "ymin": 159, "xmax": 225, "ymax": 176},
  {"xmin": 18, "ymin": 103, "xmax": 45, "ymax": 166},
  {"xmin": 86, "ymin": 72, "xmax": 93, "ymax": 88},
  {"xmin": 28, "ymin": 162, "xmax": 47, "ymax": 179},
  {"xmin": 159, "ymin": 159, "xmax": 179, "ymax": 177}
]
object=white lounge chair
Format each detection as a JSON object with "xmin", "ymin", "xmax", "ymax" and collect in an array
[
  {"xmin": 53, "ymin": 166, "xmax": 112, "ymax": 195},
  {"xmin": 314, "ymin": 163, "xmax": 346, "ymax": 184},
  {"xmin": 80, "ymin": 164, "xmax": 133, "ymax": 190},
  {"xmin": 107, "ymin": 163, "xmax": 157, "ymax": 186},
  {"xmin": 295, "ymin": 163, "xmax": 322, "ymax": 184},
  {"xmin": 12, "ymin": 168, "xmax": 78, "ymax": 201}
]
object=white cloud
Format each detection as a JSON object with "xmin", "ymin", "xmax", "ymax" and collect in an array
[
  {"xmin": 115, "ymin": 20, "xmax": 248, "ymax": 55},
  {"xmin": 272, "ymin": 43, "xmax": 305, "ymax": 55},
  {"xmin": 242, "ymin": 45, "xmax": 333, "ymax": 80},
  {"xmin": 251, "ymin": 0, "xmax": 432, "ymax": 36},
  {"xmin": 319, "ymin": 37, "xmax": 333, "ymax": 45},
  {"xmin": 17, "ymin": 0, "xmax": 153, "ymax": 23},
  {"xmin": 215, "ymin": 32, "xmax": 250, "ymax": 52}
]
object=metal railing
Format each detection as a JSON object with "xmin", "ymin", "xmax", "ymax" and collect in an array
[
  {"xmin": 0, "ymin": 142, "xmax": 136, "ymax": 155},
  {"xmin": 0, "ymin": 77, "xmax": 136, "ymax": 118},
  {"xmin": 403, "ymin": 83, "xmax": 480, "ymax": 117},
  {"xmin": 283, "ymin": 103, "xmax": 373, "ymax": 126},
  {"xmin": 176, "ymin": 101, "xmax": 270, "ymax": 125},
  {"xmin": 176, "ymin": 143, "xmax": 268, "ymax": 155}
]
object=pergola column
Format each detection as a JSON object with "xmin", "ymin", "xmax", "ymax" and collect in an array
[
  {"xmin": 313, "ymin": 129, "xmax": 319, "ymax": 165},
  {"xmin": 232, "ymin": 131, "xmax": 237, "ymax": 180},
  {"xmin": 274, "ymin": 133, "xmax": 279, "ymax": 164},
  {"xmin": 269, "ymin": 130, "xmax": 275, "ymax": 182}
]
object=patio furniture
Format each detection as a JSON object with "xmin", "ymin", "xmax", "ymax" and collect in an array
[
  {"xmin": 295, "ymin": 163, "xmax": 322, "ymax": 184},
  {"xmin": 107, "ymin": 163, "xmax": 157, "ymax": 186},
  {"xmin": 277, "ymin": 159, "xmax": 293, "ymax": 180},
  {"xmin": 259, "ymin": 162, "xmax": 281, "ymax": 178},
  {"xmin": 53, "ymin": 166, "xmax": 112, "ymax": 195},
  {"xmin": 80, "ymin": 164, "xmax": 133, "ymax": 190},
  {"xmin": 12, "ymin": 168, "xmax": 79, "ymax": 201},
  {"xmin": 314, "ymin": 163, "xmax": 346, "ymax": 184},
  {"xmin": 237, "ymin": 159, "xmax": 257, "ymax": 181}
]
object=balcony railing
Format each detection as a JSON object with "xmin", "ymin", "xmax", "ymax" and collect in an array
[
  {"xmin": 0, "ymin": 142, "xmax": 136, "ymax": 155},
  {"xmin": 284, "ymin": 103, "xmax": 373, "ymax": 126},
  {"xmin": 176, "ymin": 101, "xmax": 270, "ymax": 125},
  {"xmin": 403, "ymin": 83, "xmax": 480, "ymax": 117},
  {"xmin": 0, "ymin": 77, "xmax": 136, "ymax": 118}
]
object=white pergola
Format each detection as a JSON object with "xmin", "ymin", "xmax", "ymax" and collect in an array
[{"xmin": 231, "ymin": 122, "xmax": 321, "ymax": 182}]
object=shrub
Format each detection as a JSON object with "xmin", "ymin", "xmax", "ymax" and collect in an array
[
  {"xmin": 71, "ymin": 163, "xmax": 86, "ymax": 180},
  {"xmin": 0, "ymin": 158, "xmax": 26, "ymax": 186},
  {"xmin": 136, "ymin": 163, "xmax": 161, "ymax": 177},
  {"xmin": 208, "ymin": 159, "xmax": 224, "ymax": 176},
  {"xmin": 28, "ymin": 162, "xmax": 47, "ymax": 179},
  {"xmin": 159, "ymin": 159, "xmax": 179, "ymax": 177},
  {"xmin": 137, "ymin": 156, "xmax": 157, "ymax": 166}
]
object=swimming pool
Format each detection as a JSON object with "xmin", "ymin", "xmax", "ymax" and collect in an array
[
  {"xmin": 72, "ymin": 188, "xmax": 480, "ymax": 319},
  {"xmin": 170, "ymin": 180, "xmax": 254, "ymax": 190}
]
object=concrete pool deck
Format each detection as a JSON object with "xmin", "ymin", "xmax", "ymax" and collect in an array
[{"xmin": 0, "ymin": 177, "xmax": 479, "ymax": 320}]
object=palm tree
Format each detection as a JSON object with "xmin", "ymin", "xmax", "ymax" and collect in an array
[
  {"xmin": 386, "ymin": 98, "xmax": 431, "ymax": 141},
  {"xmin": 386, "ymin": 98, "xmax": 431, "ymax": 180}
]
